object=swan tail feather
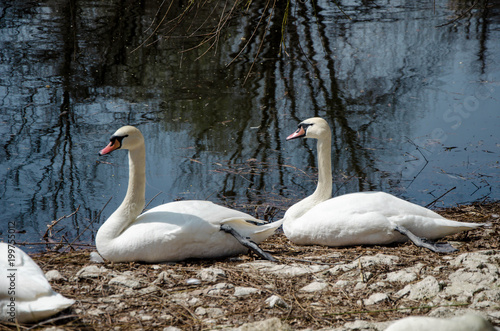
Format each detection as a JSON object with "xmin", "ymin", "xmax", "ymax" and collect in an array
[{"xmin": 220, "ymin": 218, "xmax": 282, "ymax": 234}]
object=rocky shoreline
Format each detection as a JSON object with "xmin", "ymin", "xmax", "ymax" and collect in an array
[{"xmin": 2, "ymin": 202, "xmax": 499, "ymax": 330}]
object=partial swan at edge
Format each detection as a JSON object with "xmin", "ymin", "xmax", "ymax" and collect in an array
[
  {"xmin": 282, "ymin": 117, "xmax": 485, "ymax": 252},
  {"xmin": 0, "ymin": 243, "xmax": 75, "ymax": 323}
]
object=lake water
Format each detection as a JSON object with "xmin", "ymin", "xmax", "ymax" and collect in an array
[{"xmin": 1, "ymin": 0, "xmax": 499, "ymax": 249}]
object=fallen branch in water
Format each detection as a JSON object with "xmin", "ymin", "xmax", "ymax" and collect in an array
[{"xmin": 426, "ymin": 186, "xmax": 456, "ymax": 208}]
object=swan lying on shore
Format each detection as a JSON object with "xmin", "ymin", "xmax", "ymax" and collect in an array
[
  {"xmin": 96, "ymin": 126, "xmax": 281, "ymax": 262},
  {"xmin": 282, "ymin": 117, "xmax": 484, "ymax": 252},
  {"xmin": 0, "ymin": 243, "xmax": 74, "ymax": 323}
]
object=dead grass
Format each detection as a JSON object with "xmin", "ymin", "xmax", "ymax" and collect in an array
[{"xmin": 1, "ymin": 202, "xmax": 499, "ymax": 330}]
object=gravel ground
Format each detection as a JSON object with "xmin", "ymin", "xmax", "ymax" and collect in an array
[{"xmin": 2, "ymin": 202, "xmax": 499, "ymax": 330}]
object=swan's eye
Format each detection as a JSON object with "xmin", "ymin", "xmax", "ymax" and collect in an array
[
  {"xmin": 100, "ymin": 134, "xmax": 129, "ymax": 156},
  {"xmin": 109, "ymin": 135, "xmax": 128, "ymax": 149},
  {"xmin": 300, "ymin": 123, "xmax": 313, "ymax": 131}
]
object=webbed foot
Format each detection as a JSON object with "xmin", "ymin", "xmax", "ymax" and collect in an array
[
  {"xmin": 394, "ymin": 225, "xmax": 458, "ymax": 253},
  {"xmin": 220, "ymin": 224, "xmax": 277, "ymax": 261}
]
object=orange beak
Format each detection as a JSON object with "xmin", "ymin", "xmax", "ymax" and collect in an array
[
  {"xmin": 286, "ymin": 126, "xmax": 306, "ymax": 141},
  {"xmin": 99, "ymin": 140, "xmax": 120, "ymax": 156}
]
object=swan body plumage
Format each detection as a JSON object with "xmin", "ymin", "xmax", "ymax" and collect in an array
[
  {"xmin": 284, "ymin": 191, "xmax": 481, "ymax": 246},
  {"xmin": 96, "ymin": 126, "xmax": 281, "ymax": 262},
  {"xmin": 0, "ymin": 243, "xmax": 74, "ymax": 323},
  {"xmin": 283, "ymin": 117, "xmax": 484, "ymax": 249}
]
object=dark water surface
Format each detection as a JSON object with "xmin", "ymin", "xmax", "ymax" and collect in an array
[{"xmin": 1, "ymin": 0, "xmax": 499, "ymax": 248}]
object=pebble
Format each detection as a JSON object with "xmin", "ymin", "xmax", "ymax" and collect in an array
[
  {"xmin": 109, "ymin": 275, "xmax": 142, "ymax": 289},
  {"xmin": 45, "ymin": 269, "xmax": 65, "ymax": 282},
  {"xmin": 397, "ymin": 276, "xmax": 440, "ymax": 300},
  {"xmin": 186, "ymin": 278, "xmax": 201, "ymax": 285},
  {"xmin": 163, "ymin": 327, "xmax": 182, "ymax": 331},
  {"xmin": 327, "ymin": 254, "xmax": 400, "ymax": 276},
  {"xmin": 77, "ymin": 265, "xmax": 109, "ymax": 278},
  {"xmin": 232, "ymin": 317, "xmax": 291, "ymax": 331},
  {"xmin": 384, "ymin": 269, "xmax": 418, "ymax": 283},
  {"xmin": 205, "ymin": 282, "xmax": 234, "ymax": 296},
  {"xmin": 196, "ymin": 267, "xmax": 226, "ymax": 282},
  {"xmin": 300, "ymin": 281, "xmax": 328, "ymax": 293},
  {"xmin": 265, "ymin": 295, "xmax": 288, "ymax": 309},
  {"xmin": 237, "ymin": 261, "xmax": 329, "ymax": 277},
  {"xmin": 59, "ymin": 250, "xmax": 500, "ymax": 330},
  {"xmin": 364, "ymin": 292, "xmax": 389, "ymax": 305},
  {"xmin": 343, "ymin": 319, "xmax": 390, "ymax": 330},
  {"xmin": 233, "ymin": 286, "xmax": 260, "ymax": 297},
  {"xmin": 194, "ymin": 307, "xmax": 224, "ymax": 318},
  {"xmin": 385, "ymin": 313, "xmax": 495, "ymax": 331},
  {"xmin": 87, "ymin": 308, "xmax": 105, "ymax": 316}
]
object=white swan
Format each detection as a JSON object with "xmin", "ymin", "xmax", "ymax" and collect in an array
[
  {"xmin": 0, "ymin": 243, "xmax": 74, "ymax": 323},
  {"xmin": 96, "ymin": 126, "xmax": 281, "ymax": 262},
  {"xmin": 282, "ymin": 117, "xmax": 485, "ymax": 252}
]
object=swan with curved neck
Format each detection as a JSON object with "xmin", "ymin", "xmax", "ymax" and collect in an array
[
  {"xmin": 282, "ymin": 118, "xmax": 333, "ymax": 222},
  {"xmin": 282, "ymin": 117, "xmax": 485, "ymax": 253},
  {"xmin": 96, "ymin": 126, "xmax": 281, "ymax": 262},
  {"xmin": 0, "ymin": 244, "xmax": 74, "ymax": 323}
]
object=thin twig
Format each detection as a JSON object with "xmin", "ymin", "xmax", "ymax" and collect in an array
[
  {"xmin": 226, "ymin": 0, "xmax": 272, "ymax": 67},
  {"xmin": 145, "ymin": 191, "xmax": 163, "ymax": 210},
  {"xmin": 130, "ymin": 0, "xmax": 175, "ymax": 53},
  {"xmin": 243, "ymin": 0, "xmax": 277, "ymax": 85},
  {"xmin": 405, "ymin": 137, "xmax": 429, "ymax": 163},
  {"xmin": 25, "ymin": 315, "xmax": 80, "ymax": 330},
  {"xmin": 292, "ymin": 292, "xmax": 319, "ymax": 324},
  {"xmin": 57, "ymin": 197, "xmax": 113, "ymax": 256},
  {"xmin": 145, "ymin": 0, "xmax": 168, "ymax": 33},
  {"xmin": 14, "ymin": 242, "xmax": 94, "ymax": 247},
  {"xmin": 281, "ymin": 257, "xmax": 342, "ymax": 266},
  {"xmin": 43, "ymin": 206, "xmax": 80, "ymax": 239},
  {"xmin": 358, "ymin": 258, "xmax": 366, "ymax": 282},
  {"xmin": 404, "ymin": 137, "xmax": 430, "ymax": 188},
  {"xmin": 425, "ymin": 186, "xmax": 457, "ymax": 208},
  {"xmin": 436, "ymin": 0, "xmax": 480, "ymax": 27}
]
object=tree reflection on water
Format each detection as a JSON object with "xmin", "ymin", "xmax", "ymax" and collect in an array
[{"xmin": 0, "ymin": 0, "xmax": 498, "ymax": 247}]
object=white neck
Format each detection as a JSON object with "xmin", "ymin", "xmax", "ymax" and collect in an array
[
  {"xmin": 313, "ymin": 135, "xmax": 333, "ymax": 201},
  {"xmin": 96, "ymin": 145, "xmax": 146, "ymax": 251},
  {"xmin": 284, "ymin": 132, "xmax": 332, "ymax": 221}
]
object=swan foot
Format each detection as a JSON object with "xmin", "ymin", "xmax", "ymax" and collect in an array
[
  {"xmin": 220, "ymin": 224, "xmax": 277, "ymax": 262},
  {"xmin": 394, "ymin": 225, "xmax": 458, "ymax": 253}
]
